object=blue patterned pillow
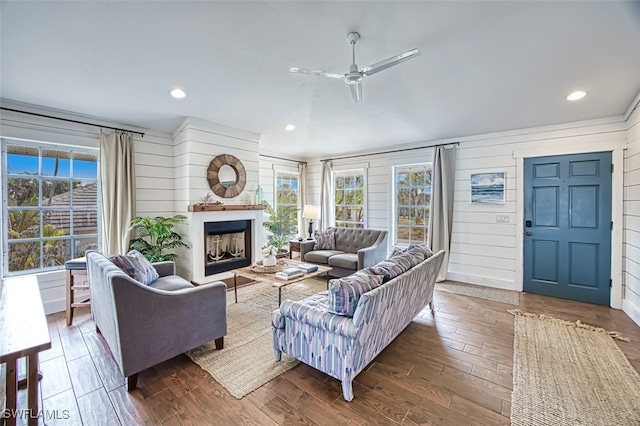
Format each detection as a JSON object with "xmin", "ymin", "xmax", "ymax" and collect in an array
[
  {"xmin": 390, "ymin": 244, "xmax": 433, "ymax": 263},
  {"xmin": 127, "ymin": 250, "xmax": 160, "ymax": 285},
  {"xmin": 110, "ymin": 250, "xmax": 159, "ymax": 285},
  {"xmin": 328, "ymin": 270, "xmax": 384, "ymax": 317},
  {"xmin": 412, "ymin": 244, "xmax": 433, "ymax": 260},
  {"xmin": 314, "ymin": 227, "xmax": 336, "ymax": 250},
  {"xmin": 372, "ymin": 255, "xmax": 413, "ymax": 282}
]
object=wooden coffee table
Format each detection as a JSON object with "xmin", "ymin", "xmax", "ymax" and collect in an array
[{"xmin": 232, "ymin": 260, "xmax": 332, "ymax": 305}]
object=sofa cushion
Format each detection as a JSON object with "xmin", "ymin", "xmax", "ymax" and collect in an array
[
  {"xmin": 314, "ymin": 228, "xmax": 336, "ymax": 250},
  {"xmin": 328, "ymin": 253, "xmax": 359, "ymax": 270},
  {"xmin": 389, "ymin": 244, "xmax": 433, "ymax": 266},
  {"xmin": 372, "ymin": 255, "xmax": 413, "ymax": 282},
  {"xmin": 110, "ymin": 251, "xmax": 159, "ymax": 285},
  {"xmin": 305, "ymin": 250, "xmax": 344, "ymax": 265},
  {"xmin": 328, "ymin": 270, "xmax": 384, "ymax": 317},
  {"xmin": 127, "ymin": 249, "xmax": 160, "ymax": 284},
  {"xmin": 149, "ymin": 275, "xmax": 194, "ymax": 291}
]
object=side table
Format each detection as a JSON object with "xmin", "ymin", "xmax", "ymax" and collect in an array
[
  {"xmin": 289, "ymin": 240, "xmax": 302, "ymax": 259},
  {"xmin": 65, "ymin": 257, "xmax": 89, "ymax": 326}
]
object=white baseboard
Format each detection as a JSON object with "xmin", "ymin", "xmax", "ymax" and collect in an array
[
  {"xmin": 622, "ymin": 299, "xmax": 640, "ymax": 328},
  {"xmin": 445, "ymin": 272, "xmax": 516, "ymax": 291},
  {"xmin": 44, "ymin": 298, "xmax": 66, "ymax": 315}
]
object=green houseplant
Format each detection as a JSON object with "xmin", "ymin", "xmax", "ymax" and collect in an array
[
  {"xmin": 128, "ymin": 215, "xmax": 189, "ymax": 262},
  {"xmin": 262, "ymin": 201, "xmax": 297, "ymax": 252}
]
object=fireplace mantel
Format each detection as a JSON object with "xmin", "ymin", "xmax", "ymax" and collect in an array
[
  {"xmin": 188, "ymin": 204, "xmax": 266, "ymax": 212},
  {"xmin": 187, "ymin": 208, "xmax": 264, "ymax": 284}
]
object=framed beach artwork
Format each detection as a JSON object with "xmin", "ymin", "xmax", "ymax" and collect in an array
[{"xmin": 470, "ymin": 172, "xmax": 506, "ymax": 204}]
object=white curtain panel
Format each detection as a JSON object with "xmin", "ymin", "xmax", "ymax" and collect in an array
[
  {"xmin": 427, "ymin": 145, "xmax": 456, "ymax": 281},
  {"xmin": 298, "ymin": 162, "xmax": 307, "ymax": 237},
  {"xmin": 319, "ymin": 160, "xmax": 334, "ymax": 230},
  {"xmin": 99, "ymin": 131, "xmax": 136, "ymax": 254}
]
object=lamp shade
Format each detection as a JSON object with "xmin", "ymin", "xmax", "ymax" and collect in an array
[{"xmin": 302, "ymin": 204, "xmax": 321, "ymax": 220}]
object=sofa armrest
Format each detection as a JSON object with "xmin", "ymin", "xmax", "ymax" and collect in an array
[
  {"xmin": 279, "ymin": 300, "xmax": 358, "ymax": 338},
  {"xmin": 357, "ymin": 232, "xmax": 389, "ymax": 269},
  {"xmin": 299, "ymin": 240, "xmax": 316, "ymax": 261},
  {"xmin": 152, "ymin": 261, "xmax": 175, "ymax": 277}
]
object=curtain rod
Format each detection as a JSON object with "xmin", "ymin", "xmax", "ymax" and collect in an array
[
  {"xmin": 0, "ymin": 107, "xmax": 145, "ymax": 137},
  {"xmin": 259, "ymin": 153, "xmax": 307, "ymax": 165},
  {"xmin": 320, "ymin": 141, "xmax": 459, "ymax": 162}
]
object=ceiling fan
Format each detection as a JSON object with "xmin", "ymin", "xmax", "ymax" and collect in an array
[{"xmin": 289, "ymin": 32, "xmax": 420, "ymax": 103}]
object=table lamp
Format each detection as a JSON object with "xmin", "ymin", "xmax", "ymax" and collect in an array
[{"xmin": 302, "ymin": 204, "xmax": 321, "ymax": 239}]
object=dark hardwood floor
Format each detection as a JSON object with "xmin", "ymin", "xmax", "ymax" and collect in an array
[{"xmin": 9, "ymin": 288, "xmax": 640, "ymax": 425}]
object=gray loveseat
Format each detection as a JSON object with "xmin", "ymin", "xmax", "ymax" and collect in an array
[
  {"xmin": 300, "ymin": 227, "xmax": 388, "ymax": 277},
  {"xmin": 86, "ymin": 251, "xmax": 227, "ymax": 390}
]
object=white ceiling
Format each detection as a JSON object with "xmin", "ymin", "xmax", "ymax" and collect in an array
[{"xmin": 1, "ymin": 1, "xmax": 639, "ymax": 159}]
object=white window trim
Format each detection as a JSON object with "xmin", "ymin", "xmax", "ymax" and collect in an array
[
  {"xmin": 332, "ymin": 167, "xmax": 368, "ymax": 228},
  {"xmin": 1, "ymin": 138, "xmax": 101, "ymax": 277},
  {"xmin": 391, "ymin": 162, "xmax": 432, "ymax": 247},
  {"xmin": 273, "ymin": 168, "xmax": 301, "ymax": 233}
]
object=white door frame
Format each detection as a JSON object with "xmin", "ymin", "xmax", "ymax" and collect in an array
[{"xmin": 513, "ymin": 144, "xmax": 625, "ymax": 309}]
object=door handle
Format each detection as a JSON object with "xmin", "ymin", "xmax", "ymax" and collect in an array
[{"xmin": 525, "ymin": 231, "xmax": 532, "ymax": 236}]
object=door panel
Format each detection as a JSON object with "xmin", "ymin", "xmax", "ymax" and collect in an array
[
  {"xmin": 524, "ymin": 152, "xmax": 611, "ymax": 305},
  {"xmin": 532, "ymin": 240, "xmax": 558, "ymax": 283}
]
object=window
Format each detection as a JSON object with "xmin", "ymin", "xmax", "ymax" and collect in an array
[
  {"xmin": 2, "ymin": 140, "xmax": 100, "ymax": 276},
  {"xmin": 275, "ymin": 170, "xmax": 299, "ymax": 234},
  {"xmin": 394, "ymin": 164, "xmax": 432, "ymax": 245},
  {"xmin": 334, "ymin": 169, "xmax": 365, "ymax": 228}
]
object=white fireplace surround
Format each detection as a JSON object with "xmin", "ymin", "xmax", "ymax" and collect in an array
[{"xmin": 188, "ymin": 209, "xmax": 264, "ymax": 284}]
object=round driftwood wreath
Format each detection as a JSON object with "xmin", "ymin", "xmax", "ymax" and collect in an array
[{"xmin": 206, "ymin": 154, "xmax": 247, "ymax": 198}]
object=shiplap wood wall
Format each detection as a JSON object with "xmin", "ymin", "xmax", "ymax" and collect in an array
[
  {"xmin": 624, "ymin": 105, "xmax": 640, "ymax": 325},
  {"xmin": 0, "ymin": 104, "xmax": 174, "ymax": 313},
  {"xmin": 172, "ymin": 118, "xmax": 260, "ymax": 279},
  {"xmin": 306, "ymin": 117, "xmax": 629, "ymax": 303}
]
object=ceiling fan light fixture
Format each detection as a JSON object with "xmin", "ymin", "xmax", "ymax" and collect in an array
[
  {"xmin": 566, "ymin": 90, "xmax": 587, "ymax": 101},
  {"xmin": 345, "ymin": 72, "xmax": 363, "ymax": 84},
  {"xmin": 169, "ymin": 87, "xmax": 187, "ymax": 99}
]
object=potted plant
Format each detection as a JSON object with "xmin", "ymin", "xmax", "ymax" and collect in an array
[
  {"xmin": 128, "ymin": 215, "xmax": 189, "ymax": 262},
  {"xmin": 262, "ymin": 201, "xmax": 297, "ymax": 255}
]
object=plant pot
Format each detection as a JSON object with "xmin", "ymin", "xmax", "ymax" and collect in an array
[{"xmin": 263, "ymin": 254, "xmax": 277, "ymax": 267}]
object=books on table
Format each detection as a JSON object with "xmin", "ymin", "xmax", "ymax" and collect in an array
[
  {"xmin": 297, "ymin": 263, "xmax": 318, "ymax": 273},
  {"xmin": 276, "ymin": 267, "xmax": 304, "ymax": 280}
]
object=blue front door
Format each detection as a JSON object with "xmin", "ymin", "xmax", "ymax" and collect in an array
[{"xmin": 523, "ymin": 152, "xmax": 612, "ymax": 305}]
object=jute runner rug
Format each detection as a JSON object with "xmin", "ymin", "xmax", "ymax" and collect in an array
[
  {"xmin": 187, "ymin": 278, "xmax": 326, "ymax": 399},
  {"xmin": 509, "ymin": 309, "xmax": 640, "ymax": 426}
]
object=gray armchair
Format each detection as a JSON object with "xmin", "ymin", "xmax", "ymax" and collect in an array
[
  {"xmin": 300, "ymin": 227, "xmax": 388, "ymax": 277},
  {"xmin": 86, "ymin": 251, "xmax": 227, "ymax": 390}
]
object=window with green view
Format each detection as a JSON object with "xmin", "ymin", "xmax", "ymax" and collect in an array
[
  {"xmin": 334, "ymin": 169, "xmax": 365, "ymax": 228},
  {"xmin": 394, "ymin": 164, "xmax": 432, "ymax": 245},
  {"xmin": 2, "ymin": 140, "xmax": 100, "ymax": 276},
  {"xmin": 275, "ymin": 170, "xmax": 299, "ymax": 234}
]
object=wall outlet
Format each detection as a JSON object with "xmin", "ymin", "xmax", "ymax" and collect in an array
[{"xmin": 495, "ymin": 215, "xmax": 510, "ymax": 223}]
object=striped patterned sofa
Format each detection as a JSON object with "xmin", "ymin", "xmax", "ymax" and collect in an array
[{"xmin": 272, "ymin": 249, "xmax": 445, "ymax": 401}]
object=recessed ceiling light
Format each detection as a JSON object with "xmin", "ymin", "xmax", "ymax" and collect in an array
[
  {"xmin": 285, "ymin": 124, "xmax": 296, "ymax": 131},
  {"xmin": 566, "ymin": 90, "xmax": 586, "ymax": 101},
  {"xmin": 169, "ymin": 87, "xmax": 187, "ymax": 99}
]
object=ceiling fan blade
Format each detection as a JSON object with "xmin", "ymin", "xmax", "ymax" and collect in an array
[
  {"xmin": 360, "ymin": 48, "xmax": 420, "ymax": 76},
  {"xmin": 289, "ymin": 67, "xmax": 344, "ymax": 79},
  {"xmin": 349, "ymin": 82, "xmax": 363, "ymax": 103}
]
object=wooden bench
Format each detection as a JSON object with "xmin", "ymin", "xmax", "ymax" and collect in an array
[{"xmin": 0, "ymin": 279, "xmax": 51, "ymax": 426}]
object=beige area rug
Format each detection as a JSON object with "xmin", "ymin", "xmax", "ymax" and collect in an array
[
  {"xmin": 509, "ymin": 309, "xmax": 640, "ymax": 426},
  {"xmin": 187, "ymin": 277, "xmax": 326, "ymax": 399},
  {"xmin": 437, "ymin": 280, "xmax": 519, "ymax": 305}
]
